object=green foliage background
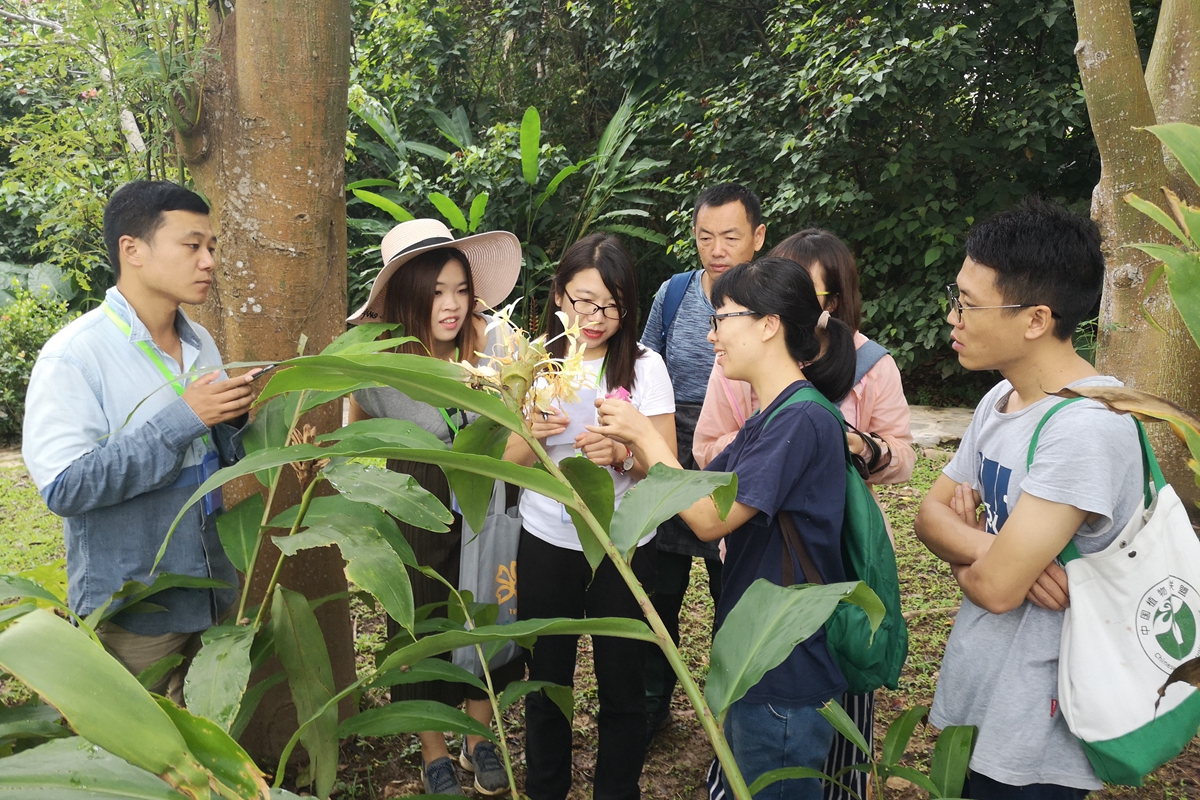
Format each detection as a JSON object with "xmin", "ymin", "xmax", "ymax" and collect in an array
[{"xmin": 0, "ymin": 0, "xmax": 1166, "ymax": 397}]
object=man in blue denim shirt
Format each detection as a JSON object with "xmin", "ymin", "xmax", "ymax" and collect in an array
[{"xmin": 22, "ymin": 181, "xmax": 257, "ymax": 701}]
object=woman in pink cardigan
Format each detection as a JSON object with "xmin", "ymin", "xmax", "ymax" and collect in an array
[{"xmin": 695, "ymin": 229, "xmax": 913, "ymax": 800}]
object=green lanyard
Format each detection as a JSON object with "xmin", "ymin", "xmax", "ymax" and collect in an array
[
  {"xmin": 594, "ymin": 355, "xmax": 608, "ymax": 390},
  {"xmin": 101, "ymin": 301, "xmax": 209, "ymax": 444}
]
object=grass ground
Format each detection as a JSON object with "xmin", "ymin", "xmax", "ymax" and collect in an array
[{"xmin": 2, "ymin": 451, "xmax": 1199, "ymax": 797}]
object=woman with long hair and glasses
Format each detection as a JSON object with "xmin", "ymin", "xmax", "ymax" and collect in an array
[
  {"xmin": 692, "ymin": 229, "xmax": 913, "ymax": 800},
  {"xmin": 590, "ymin": 256, "xmax": 858, "ymax": 800},
  {"xmin": 346, "ymin": 219, "xmax": 526, "ymax": 797},
  {"xmin": 505, "ymin": 232, "xmax": 676, "ymax": 800}
]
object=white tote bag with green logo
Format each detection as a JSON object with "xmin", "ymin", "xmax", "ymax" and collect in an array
[{"xmin": 1037, "ymin": 401, "xmax": 1200, "ymax": 786}]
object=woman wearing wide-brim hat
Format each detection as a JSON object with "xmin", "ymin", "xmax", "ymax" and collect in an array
[{"xmin": 347, "ymin": 219, "xmax": 522, "ymax": 797}]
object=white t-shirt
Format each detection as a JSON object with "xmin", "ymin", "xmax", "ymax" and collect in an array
[{"xmin": 520, "ymin": 347, "xmax": 675, "ymax": 551}]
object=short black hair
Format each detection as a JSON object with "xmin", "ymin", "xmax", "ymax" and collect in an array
[
  {"xmin": 965, "ymin": 197, "xmax": 1104, "ymax": 340},
  {"xmin": 692, "ymin": 182, "xmax": 763, "ymax": 230},
  {"xmin": 103, "ymin": 181, "xmax": 210, "ymax": 278}
]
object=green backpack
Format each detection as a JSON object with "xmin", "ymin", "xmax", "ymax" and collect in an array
[{"xmin": 765, "ymin": 386, "xmax": 909, "ymax": 694}]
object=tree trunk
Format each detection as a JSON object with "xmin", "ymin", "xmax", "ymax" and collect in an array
[
  {"xmin": 1075, "ymin": 0, "xmax": 1200, "ymax": 514},
  {"xmin": 176, "ymin": 0, "xmax": 354, "ymax": 765}
]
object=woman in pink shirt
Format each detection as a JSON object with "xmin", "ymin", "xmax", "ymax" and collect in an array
[{"xmin": 694, "ymin": 229, "xmax": 913, "ymax": 800}]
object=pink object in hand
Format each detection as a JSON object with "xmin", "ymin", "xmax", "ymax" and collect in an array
[{"xmin": 605, "ymin": 387, "xmax": 631, "ymax": 402}]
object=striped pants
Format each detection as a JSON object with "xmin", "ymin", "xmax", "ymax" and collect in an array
[{"xmin": 707, "ymin": 691, "xmax": 874, "ymax": 800}]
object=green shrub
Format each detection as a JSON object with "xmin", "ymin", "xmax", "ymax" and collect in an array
[{"xmin": 0, "ymin": 288, "xmax": 78, "ymax": 443}]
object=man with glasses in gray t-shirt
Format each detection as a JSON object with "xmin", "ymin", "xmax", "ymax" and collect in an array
[{"xmin": 915, "ymin": 199, "xmax": 1143, "ymax": 799}]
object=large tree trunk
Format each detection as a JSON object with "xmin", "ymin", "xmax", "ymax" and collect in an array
[
  {"xmin": 176, "ymin": 0, "xmax": 354, "ymax": 764},
  {"xmin": 1075, "ymin": 0, "xmax": 1200, "ymax": 514}
]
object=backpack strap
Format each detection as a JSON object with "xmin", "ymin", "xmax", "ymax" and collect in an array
[
  {"xmin": 779, "ymin": 511, "xmax": 825, "ymax": 587},
  {"xmin": 658, "ymin": 270, "xmax": 700, "ymax": 354},
  {"xmin": 1027, "ymin": 395, "xmax": 1161, "ymax": 564},
  {"xmin": 765, "ymin": 386, "xmax": 852, "ymax": 463},
  {"xmin": 850, "ymin": 339, "xmax": 890, "ymax": 393}
]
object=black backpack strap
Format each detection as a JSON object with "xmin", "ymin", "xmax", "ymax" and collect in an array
[{"xmin": 779, "ymin": 511, "xmax": 825, "ymax": 587}]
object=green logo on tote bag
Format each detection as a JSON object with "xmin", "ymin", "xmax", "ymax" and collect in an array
[{"xmin": 1138, "ymin": 577, "xmax": 1200, "ymax": 673}]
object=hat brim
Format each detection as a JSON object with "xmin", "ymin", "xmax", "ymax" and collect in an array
[{"xmin": 347, "ymin": 230, "xmax": 522, "ymax": 325}]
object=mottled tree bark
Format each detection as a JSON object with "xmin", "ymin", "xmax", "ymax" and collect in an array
[
  {"xmin": 1075, "ymin": 0, "xmax": 1200, "ymax": 514},
  {"xmin": 176, "ymin": 0, "xmax": 354, "ymax": 764}
]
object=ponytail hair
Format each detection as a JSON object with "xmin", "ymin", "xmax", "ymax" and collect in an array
[{"xmin": 711, "ymin": 256, "xmax": 857, "ymax": 402}]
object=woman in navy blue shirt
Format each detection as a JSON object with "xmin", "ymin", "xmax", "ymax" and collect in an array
[{"xmin": 591, "ymin": 256, "xmax": 857, "ymax": 800}]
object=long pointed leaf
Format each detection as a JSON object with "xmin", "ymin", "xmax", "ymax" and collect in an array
[
  {"xmin": 818, "ymin": 699, "xmax": 869, "ymax": 756},
  {"xmin": 273, "ymin": 513, "xmax": 416, "ymax": 632},
  {"xmin": 930, "ymin": 725, "xmax": 977, "ymax": 799},
  {"xmin": 272, "ymin": 587, "xmax": 338, "ymax": 799},
  {"xmin": 520, "ymin": 107, "xmax": 541, "ymax": 185},
  {"xmin": 351, "ymin": 189, "xmax": 414, "ymax": 223},
  {"xmin": 468, "ymin": 192, "xmax": 489, "ymax": 233},
  {"xmin": 706, "ymin": 580, "xmax": 883, "ymax": 718},
  {"xmin": 1124, "ymin": 193, "xmax": 1190, "ymax": 246},
  {"xmin": 0, "ymin": 611, "xmax": 210, "ymax": 793},
  {"xmin": 322, "ymin": 461, "xmax": 452, "ymax": 532},
  {"xmin": 318, "ymin": 417, "xmax": 447, "ymax": 451},
  {"xmin": 367, "ymin": 657, "xmax": 488, "ymax": 694},
  {"xmin": 881, "ymin": 705, "xmax": 928, "ymax": 766},
  {"xmin": 609, "ymin": 464, "xmax": 735, "ymax": 560},
  {"xmin": 230, "ymin": 672, "xmax": 287, "ymax": 740},
  {"xmin": 559, "ymin": 456, "xmax": 614, "ymax": 570},
  {"xmin": 1147, "ymin": 123, "xmax": 1200, "ymax": 190},
  {"xmin": 1128, "ymin": 243, "xmax": 1200, "ymax": 352},
  {"xmin": 429, "ymin": 192, "xmax": 468, "ymax": 232},
  {"xmin": 746, "ymin": 767, "xmax": 836, "ymax": 797},
  {"xmin": 534, "ymin": 163, "xmax": 582, "ymax": 211},
  {"xmin": 0, "ymin": 737, "xmax": 192, "ymax": 798},
  {"xmin": 447, "ymin": 416, "xmax": 512, "ymax": 532},
  {"xmin": 338, "ymin": 700, "xmax": 494, "ymax": 742},
  {"xmin": 183, "ymin": 623, "xmax": 257, "ymax": 733},
  {"xmin": 153, "ymin": 697, "xmax": 269, "ymax": 799},
  {"xmin": 216, "ymin": 494, "xmax": 264, "ymax": 573},
  {"xmin": 498, "ymin": 680, "xmax": 573, "ymax": 722}
]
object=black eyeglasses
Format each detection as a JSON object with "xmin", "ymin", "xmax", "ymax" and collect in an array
[
  {"xmin": 564, "ymin": 291, "xmax": 626, "ymax": 320},
  {"xmin": 946, "ymin": 284, "xmax": 1060, "ymax": 323},
  {"xmin": 710, "ymin": 310, "xmax": 759, "ymax": 332}
]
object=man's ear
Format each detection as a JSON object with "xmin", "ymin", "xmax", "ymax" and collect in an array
[
  {"xmin": 1024, "ymin": 306, "xmax": 1057, "ymax": 341},
  {"xmin": 117, "ymin": 234, "xmax": 143, "ymax": 273},
  {"xmin": 753, "ymin": 224, "xmax": 767, "ymax": 253}
]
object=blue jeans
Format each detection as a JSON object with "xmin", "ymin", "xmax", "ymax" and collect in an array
[{"xmin": 723, "ymin": 700, "xmax": 835, "ymax": 800}]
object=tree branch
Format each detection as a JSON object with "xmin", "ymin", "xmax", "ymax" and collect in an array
[{"xmin": 0, "ymin": 7, "xmax": 64, "ymax": 32}]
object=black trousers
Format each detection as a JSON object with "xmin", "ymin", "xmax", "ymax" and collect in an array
[{"xmin": 517, "ymin": 528, "xmax": 657, "ymax": 800}]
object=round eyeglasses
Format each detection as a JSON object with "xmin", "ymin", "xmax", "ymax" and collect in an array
[{"xmin": 564, "ymin": 291, "xmax": 626, "ymax": 320}]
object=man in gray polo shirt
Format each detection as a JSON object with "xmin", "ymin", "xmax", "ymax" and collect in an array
[{"xmin": 639, "ymin": 183, "xmax": 766, "ymax": 737}]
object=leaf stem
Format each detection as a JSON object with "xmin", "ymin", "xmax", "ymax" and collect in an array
[{"xmin": 252, "ymin": 477, "xmax": 320, "ymax": 631}]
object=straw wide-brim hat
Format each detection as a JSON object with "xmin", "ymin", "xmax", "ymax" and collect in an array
[{"xmin": 347, "ymin": 219, "xmax": 522, "ymax": 325}]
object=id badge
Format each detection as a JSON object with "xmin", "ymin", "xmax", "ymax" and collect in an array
[
  {"xmin": 560, "ymin": 503, "xmax": 572, "ymax": 524},
  {"xmin": 200, "ymin": 450, "xmax": 224, "ymax": 516}
]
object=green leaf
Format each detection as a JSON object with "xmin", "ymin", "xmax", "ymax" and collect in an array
[
  {"xmin": 924, "ymin": 246, "xmax": 943, "ymax": 267},
  {"xmin": 352, "ymin": 189, "xmax": 414, "ymax": 223},
  {"xmin": 706, "ymin": 580, "xmax": 883, "ymax": 718},
  {"xmin": 595, "ymin": 224, "xmax": 667, "ymax": 245},
  {"xmin": 520, "ymin": 106, "xmax": 541, "ymax": 185},
  {"xmin": 534, "ymin": 164, "xmax": 581, "ymax": 211},
  {"xmin": 367, "ymin": 657, "xmax": 488, "ymax": 694},
  {"xmin": 746, "ymin": 766, "xmax": 832, "ymax": 796},
  {"xmin": 498, "ymin": 680, "xmax": 573, "ymax": 722},
  {"xmin": 230, "ymin": 672, "xmax": 287, "ymax": 741},
  {"xmin": 242, "ymin": 393, "xmax": 299, "ymax": 488},
  {"xmin": 877, "ymin": 764, "xmax": 941, "ymax": 796},
  {"xmin": 183, "ymin": 623, "xmax": 256, "ymax": 733},
  {"xmin": 338, "ymin": 700, "xmax": 495, "ymax": 742},
  {"xmin": 1125, "ymin": 193, "xmax": 1190, "ymax": 246},
  {"xmin": 447, "ymin": 416, "xmax": 512, "ymax": 532},
  {"xmin": 609, "ymin": 464, "xmax": 735, "ymax": 560},
  {"xmin": 153, "ymin": 697, "xmax": 269, "ymax": 799},
  {"xmin": 377, "ymin": 617, "xmax": 656, "ymax": 674},
  {"xmin": 0, "ymin": 702, "xmax": 66, "ymax": 747},
  {"xmin": 0, "ymin": 575, "xmax": 65, "ymax": 607},
  {"xmin": 136, "ymin": 654, "xmax": 185, "ymax": 692},
  {"xmin": 429, "ymin": 192, "xmax": 468, "ymax": 232},
  {"xmin": 0, "ymin": 737, "xmax": 192, "ymax": 798},
  {"xmin": 273, "ymin": 513, "xmax": 416, "ymax": 632},
  {"xmin": 323, "ymin": 460, "xmax": 452, "ymax": 532},
  {"xmin": 271, "ymin": 587, "xmax": 338, "ymax": 799},
  {"xmin": 93, "ymin": 574, "xmax": 235, "ymax": 627},
  {"xmin": 0, "ymin": 611, "xmax": 210, "ymax": 793},
  {"xmin": 345, "ymin": 179, "xmax": 397, "ymax": 191},
  {"xmin": 216, "ymin": 494, "xmax": 264, "ymax": 573},
  {"xmin": 930, "ymin": 725, "xmax": 977, "ymax": 799},
  {"xmin": 1147, "ymin": 123, "xmax": 1200, "ymax": 191},
  {"xmin": 1129, "ymin": 243, "xmax": 1200, "ymax": 352},
  {"xmin": 468, "ymin": 192, "xmax": 489, "ymax": 233},
  {"xmin": 318, "ymin": 417, "xmax": 448, "ymax": 451},
  {"xmin": 818, "ymin": 699, "xmax": 869, "ymax": 756},
  {"xmin": 881, "ymin": 705, "xmax": 928, "ymax": 766},
  {"xmin": 270, "ymin": 494, "xmax": 418, "ymax": 567},
  {"xmin": 558, "ymin": 456, "xmax": 614, "ymax": 570}
]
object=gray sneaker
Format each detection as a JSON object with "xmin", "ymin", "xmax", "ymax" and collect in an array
[
  {"xmin": 422, "ymin": 756, "xmax": 465, "ymax": 796},
  {"xmin": 459, "ymin": 739, "xmax": 508, "ymax": 796}
]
